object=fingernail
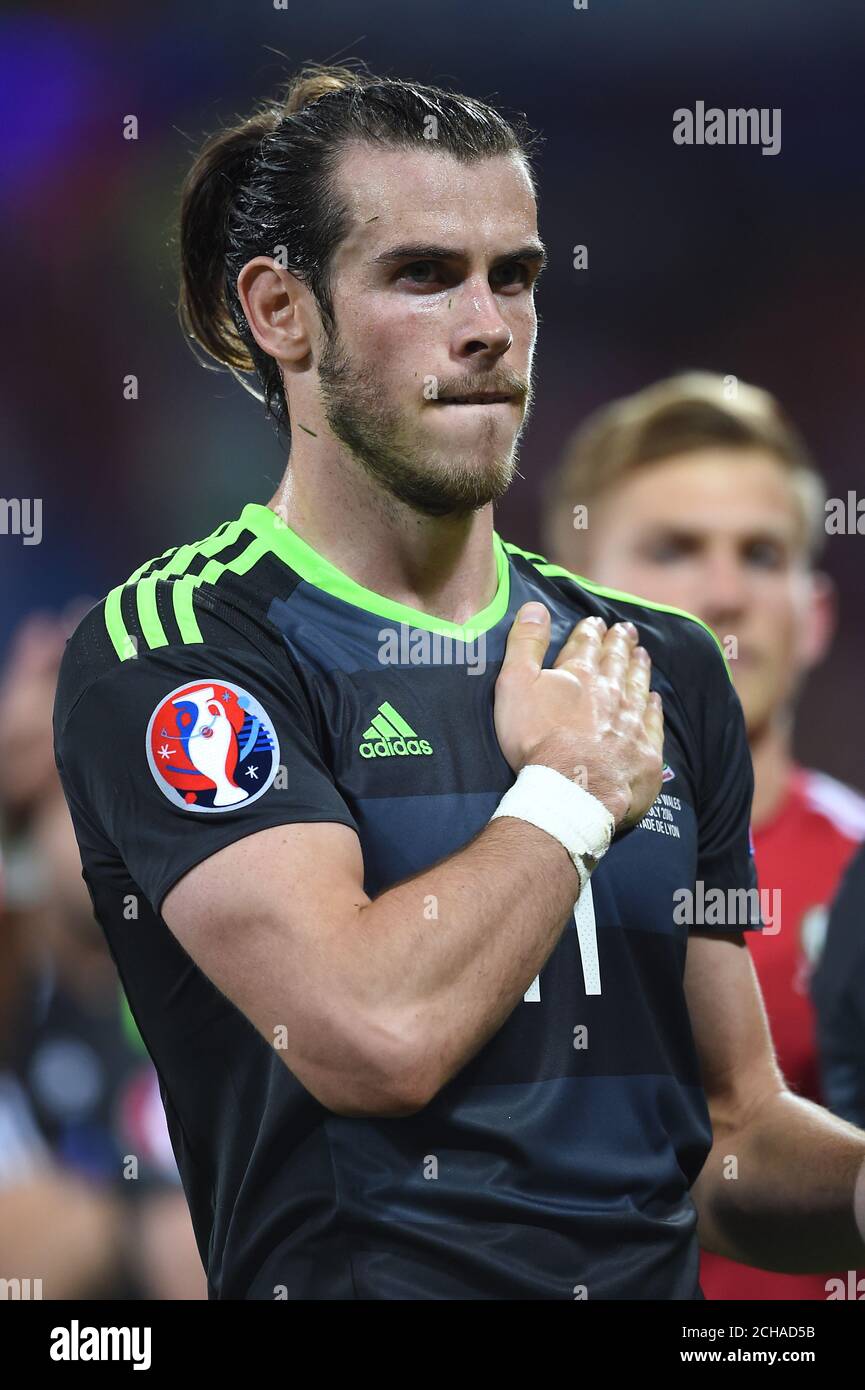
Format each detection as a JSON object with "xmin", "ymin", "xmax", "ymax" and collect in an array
[{"xmin": 520, "ymin": 603, "xmax": 547, "ymax": 624}]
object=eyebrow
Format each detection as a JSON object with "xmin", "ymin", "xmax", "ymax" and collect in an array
[{"xmin": 372, "ymin": 242, "xmax": 548, "ymax": 272}]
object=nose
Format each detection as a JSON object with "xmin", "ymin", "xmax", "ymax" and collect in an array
[
  {"xmin": 700, "ymin": 551, "xmax": 750, "ymax": 626},
  {"xmin": 453, "ymin": 281, "xmax": 514, "ymax": 360}
]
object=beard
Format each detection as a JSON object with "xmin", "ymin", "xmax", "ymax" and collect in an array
[{"xmin": 316, "ymin": 325, "xmax": 531, "ymax": 518}]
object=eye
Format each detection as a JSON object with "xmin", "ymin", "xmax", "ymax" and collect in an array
[
  {"xmin": 396, "ymin": 259, "xmax": 537, "ymax": 292},
  {"xmin": 643, "ymin": 536, "xmax": 692, "ymax": 564},
  {"xmin": 491, "ymin": 261, "xmax": 533, "ymax": 291},
  {"xmin": 745, "ymin": 540, "xmax": 785, "ymax": 570},
  {"xmin": 398, "ymin": 260, "xmax": 446, "ymax": 288}
]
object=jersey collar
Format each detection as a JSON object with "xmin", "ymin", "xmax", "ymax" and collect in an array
[{"xmin": 238, "ymin": 502, "xmax": 511, "ymax": 641}]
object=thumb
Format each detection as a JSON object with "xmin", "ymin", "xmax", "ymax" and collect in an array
[{"xmin": 500, "ymin": 603, "xmax": 551, "ymax": 681}]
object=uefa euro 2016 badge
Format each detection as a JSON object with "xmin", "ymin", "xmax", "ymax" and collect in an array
[{"xmin": 146, "ymin": 680, "xmax": 280, "ymax": 812}]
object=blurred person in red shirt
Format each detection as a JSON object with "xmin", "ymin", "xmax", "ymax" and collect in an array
[
  {"xmin": 543, "ymin": 372, "xmax": 865, "ymax": 1300},
  {"xmin": 0, "ymin": 612, "xmax": 206, "ymax": 1299}
]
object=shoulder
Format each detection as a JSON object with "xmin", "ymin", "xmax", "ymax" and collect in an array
[
  {"xmin": 799, "ymin": 768, "xmax": 865, "ymax": 844},
  {"xmin": 501, "ymin": 538, "xmax": 733, "ymax": 689},
  {"xmin": 54, "ymin": 514, "xmax": 292, "ymax": 741}
]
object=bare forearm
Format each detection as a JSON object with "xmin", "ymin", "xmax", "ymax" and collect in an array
[
  {"xmin": 357, "ymin": 816, "xmax": 581, "ymax": 1089},
  {"xmin": 166, "ymin": 612, "xmax": 657, "ymax": 1118},
  {"xmin": 693, "ymin": 1090, "xmax": 865, "ymax": 1272}
]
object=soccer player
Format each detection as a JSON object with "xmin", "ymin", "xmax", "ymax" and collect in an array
[
  {"xmin": 544, "ymin": 372, "xmax": 865, "ymax": 1299},
  {"xmin": 54, "ymin": 66, "xmax": 865, "ymax": 1299}
]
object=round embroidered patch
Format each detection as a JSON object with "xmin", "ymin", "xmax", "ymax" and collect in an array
[{"xmin": 145, "ymin": 680, "xmax": 280, "ymax": 813}]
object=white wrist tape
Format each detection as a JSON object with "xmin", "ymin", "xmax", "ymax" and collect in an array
[{"xmin": 491, "ymin": 764, "xmax": 615, "ymax": 892}]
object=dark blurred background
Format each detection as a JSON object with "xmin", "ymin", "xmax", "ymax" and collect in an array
[{"xmin": 3, "ymin": 0, "xmax": 864, "ymax": 782}]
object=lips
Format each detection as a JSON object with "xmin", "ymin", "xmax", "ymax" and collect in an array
[{"xmin": 436, "ymin": 394, "xmax": 515, "ymax": 405}]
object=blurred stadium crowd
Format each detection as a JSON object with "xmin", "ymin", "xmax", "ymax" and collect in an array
[{"xmin": 0, "ymin": 608, "xmax": 205, "ymax": 1297}]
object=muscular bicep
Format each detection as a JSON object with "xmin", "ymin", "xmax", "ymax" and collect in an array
[
  {"xmin": 684, "ymin": 930, "xmax": 786, "ymax": 1135},
  {"xmin": 162, "ymin": 821, "xmax": 408, "ymax": 1116}
]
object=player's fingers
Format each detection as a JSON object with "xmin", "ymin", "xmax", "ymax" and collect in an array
[
  {"xmin": 597, "ymin": 621, "xmax": 639, "ymax": 687},
  {"xmin": 500, "ymin": 603, "xmax": 552, "ymax": 680},
  {"xmin": 553, "ymin": 614, "xmax": 607, "ymax": 671},
  {"xmin": 643, "ymin": 689, "xmax": 665, "ymax": 751},
  {"xmin": 623, "ymin": 646, "xmax": 652, "ymax": 716}
]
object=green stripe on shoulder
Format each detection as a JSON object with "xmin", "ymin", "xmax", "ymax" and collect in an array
[
  {"xmin": 503, "ymin": 540, "xmax": 733, "ymax": 682},
  {"xmin": 104, "ymin": 583, "xmax": 135, "ymax": 661},
  {"xmin": 135, "ymin": 574, "xmax": 168, "ymax": 651},
  {"xmin": 503, "ymin": 540, "xmax": 548, "ymax": 565},
  {"xmin": 102, "ymin": 516, "xmax": 254, "ymax": 660}
]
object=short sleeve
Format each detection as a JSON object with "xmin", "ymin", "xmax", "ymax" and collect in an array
[
  {"xmin": 54, "ymin": 639, "xmax": 358, "ymax": 916},
  {"xmin": 690, "ymin": 628, "xmax": 762, "ymax": 932}
]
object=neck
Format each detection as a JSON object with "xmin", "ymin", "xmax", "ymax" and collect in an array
[
  {"xmin": 267, "ymin": 450, "xmax": 500, "ymax": 625},
  {"xmin": 749, "ymin": 710, "xmax": 795, "ymax": 828}
]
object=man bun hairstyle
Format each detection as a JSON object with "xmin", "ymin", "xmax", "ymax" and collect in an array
[{"xmin": 177, "ymin": 62, "xmax": 540, "ymax": 446}]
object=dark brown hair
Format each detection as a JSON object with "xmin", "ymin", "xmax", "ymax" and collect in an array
[
  {"xmin": 543, "ymin": 372, "xmax": 826, "ymax": 565},
  {"xmin": 177, "ymin": 62, "xmax": 540, "ymax": 444}
]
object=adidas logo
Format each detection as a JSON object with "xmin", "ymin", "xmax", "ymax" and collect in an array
[{"xmin": 359, "ymin": 701, "xmax": 433, "ymax": 759}]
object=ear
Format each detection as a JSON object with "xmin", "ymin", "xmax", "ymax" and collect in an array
[
  {"xmin": 798, "ymin": 569, "xmax": 836, "ymax": 672},
  {"xmin": 236, "ymin": 256, "xmax": 313, "ymax": 365}
]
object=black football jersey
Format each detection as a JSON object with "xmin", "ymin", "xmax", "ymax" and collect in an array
[{"xmin": 54, "ymin": 502, "xmax": 761, "ymax": 1299}]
